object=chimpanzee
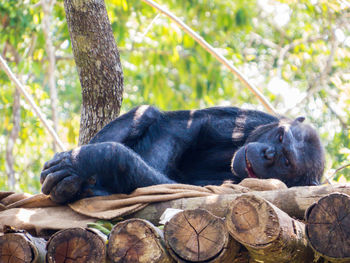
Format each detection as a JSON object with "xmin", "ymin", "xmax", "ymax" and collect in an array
[{"xmin": 40, "ymin": 105, "xmax": 325, "ymax": 203}]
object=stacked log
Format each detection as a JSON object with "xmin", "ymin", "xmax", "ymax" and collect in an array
[
  {"xmin": 46, "ymin": 227, "xmax": 106, "ymax": 263},
  {"xmin": 107, "ymin": 218, "xmax": 172, "ymax": 263},
  {"xmin": 225, "ymin": 194, "xmax": 314, "ymax": 263},
  {"xmin": 130, "ymin": 184, "xmax": 350, "ymax": 224},
  {"xmin": 164, "ymin": 209, "xmax": 240, "ymax": 262},
  {"xmin": 0, "ymin": 231, "xmax": 46, "ymax": 263},
  {"xmin": 305, "ymin": 193, "xmax": 350, "ymax": 263},
  {"xmin": 1, "ymin": 184, "xmax": 350, "ymax": 262}
]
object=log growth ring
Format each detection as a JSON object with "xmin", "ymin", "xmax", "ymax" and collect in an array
[
  {"xmin": 0, "ymin": 234, "xmax": 33, "ymax": 263},
  {"xmin": 306, "ymin": 192, "xmax": 350, "ymax": 260},
  {"xmin": 226, "ymin": 194, "xmax": 280, "ymax": 247},
  {"xmin": 164, "ymin": 209, "xmax": 228, "ymax": 262}
]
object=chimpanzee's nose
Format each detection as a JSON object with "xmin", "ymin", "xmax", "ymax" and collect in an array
[{"xmin": 264, "ymin": 147, "xmax": 276, "ymax": 160}]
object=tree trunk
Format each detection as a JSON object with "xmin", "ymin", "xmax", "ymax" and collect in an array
[
  {"xmin": 107, "ymin": 218, "xmax": 173, "ymax": 263},
  {"xmin": 0, "ymin": 232, "xmax": 46, "ymax": 263},
  {"xmin": 305, "ymin": 193, "xmax": 350, "ymax": 263},
  {"xmin": 64, "ymin": 0, "xmax": 124, "ymax": 145},
  {"xmin": 225, "ymin": 194, "xmax": 314, "ymax": 263},
  {"xmin": 129, "ymin": 184, "xmax": 350, "ymax": 224},
  {"xmin": 46, "ymin": 227, "xmax": 106, "ymax": 263},
  {"xmin": 164, "ymin": 209, "xmax": 240, "ymax": 262}
]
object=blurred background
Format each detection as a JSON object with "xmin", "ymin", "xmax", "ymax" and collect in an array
[{"xmin": 0, "ymin": 0, "xmax": 349, "ymax": 193}]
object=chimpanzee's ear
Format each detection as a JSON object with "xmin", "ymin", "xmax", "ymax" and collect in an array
[{"xmin": 294, "ymin": 116, "xmax": 305, "ymax": 123}]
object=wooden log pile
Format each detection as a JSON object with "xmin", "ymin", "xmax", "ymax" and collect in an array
[{"xmin": 0, "ymin": 185, "xmax": 349, "ymax": 263}]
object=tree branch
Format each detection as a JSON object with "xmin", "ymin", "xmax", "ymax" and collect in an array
[
  {"xmin": 42, "ymin": 0, "xmax": 58, "ymax": 152},
  {"xmin": 323, "ymin": 99, "xmax": 347, "ymax": 130},
  {"xmin": 141, "ymin": 0, "xmax": 277, "ymax": 115},
  {"xmin": 325, "ymin": 163, "xmax": 350, "ymax": 182},
  {"xmin": 276, "ymin": 35, "xmax": 324, "ymax": 77},
  {"xmin": 0, "ymin": 54, "xmax": 66, "ymax": 151},
  {"xmin": 5, "ymin": 88, "xmax": 21, "ymax": 190},
  {"xmin": 283, "ymin": 29, "xmax": 338, "ymax": 114},
  {"xmin": 249, "ymin": 32, "xmax": 280, "ymax": 50}
]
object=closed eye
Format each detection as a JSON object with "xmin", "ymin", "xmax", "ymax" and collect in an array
[
  {"xmin": 282, "ymin": 148, "xmax": 295, "ymax": 168},
  {"xmin": 285, "ymin": 157, "xmax": 290, "ymax": 167},
  {"xmin": 277, "ymin": 127, "xmax": 285, "ymax": 142}
]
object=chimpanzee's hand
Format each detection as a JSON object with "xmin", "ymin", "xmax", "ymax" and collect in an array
[{"xmin": 40, "ymin": 151, "xmax": 84, "ymax": 203}]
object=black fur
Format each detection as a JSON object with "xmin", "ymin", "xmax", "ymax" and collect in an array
[{"xmin": 40, "ymin": 106, "xmax": 325, "ymax": 203}]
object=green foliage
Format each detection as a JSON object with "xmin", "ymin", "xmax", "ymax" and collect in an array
[
  {"xmin": 0, "ymin": 0, "xmax": 349, "ymax": 193},
  {"xmin": 0, "ymin": 1, "xmax": 37, "ymax": 47},
  {"xmin": 0, "ymin": 0, "xmax": 80, "ymax": 193}
]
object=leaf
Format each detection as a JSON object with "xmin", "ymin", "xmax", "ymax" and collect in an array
[{"xmin": 235, "ymin": 8, "xmax": 248, "ymax": 27}]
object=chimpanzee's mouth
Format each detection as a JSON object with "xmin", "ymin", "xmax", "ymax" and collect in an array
[{"xmin": 245, "ymin": 146, "xmax": 258, "ymax": 178}]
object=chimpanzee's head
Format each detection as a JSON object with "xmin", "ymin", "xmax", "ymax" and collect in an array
[{"xmin": 231, "ymin": 117, "xmax": 325, "ymax": 187}]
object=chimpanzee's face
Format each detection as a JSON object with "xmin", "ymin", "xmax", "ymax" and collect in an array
[{"xmin": 231, "ymin": 119, "xmax": 324, "ymax": 187}]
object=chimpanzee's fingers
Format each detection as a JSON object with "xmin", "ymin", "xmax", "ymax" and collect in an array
[
  {"xmin": 41, "ymin": 170, "xmax": 71, "ymax": 195},
  {"xmin": 41, "ymin": 164, "xmax": 63, "ymax": 184},
  {"xmin": 49, "ymin": 175, "xmax": 83, "ymax": 204},
  {"xmin": 43, "ymin": 153, "xmax": 61, "ymax": 170},
  {"xmin": 43, "ymin": 152, "xmax": 70, "ymax": 170},
  {"xmin": 41, "ymin": 156, "xmax": 73, "ymax": 184}
]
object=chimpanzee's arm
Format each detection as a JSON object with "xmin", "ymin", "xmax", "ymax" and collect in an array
[
  {"xmin": 40, "ymin": 142, "xmax": 175, "ymax": 203},
  {"xmin": 41, "ymin": 106, "xmax": 167, "ymax": 203}
]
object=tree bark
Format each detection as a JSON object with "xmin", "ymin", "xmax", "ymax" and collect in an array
[
  {"xmin": 46, "ymin": 227, "xmax": 106, "ymax": 263},
  {"xmin": 129, "ymin": 184, "xmax": 350, "ymax": 225},
  {"xmin": 305, "ymin": 193, "xmax": 350, "ymax": 263},
  {"xmin": 107, "ymin": 218, "xmax": 173, "ymax": 263},
  {"xmin": 225, "ymin": 194, "xmax": 314, "ymax": 263},
  {"xmin": 0, "ymin": 232, "xmax": 46, "ymax": 263},
  {"xmin": 164, "ymin": 209, "xmax": 240, "ymax": 262},
  {"xmin": 64, "ymin": 0, "xmax": 124, "ymax": 145}
]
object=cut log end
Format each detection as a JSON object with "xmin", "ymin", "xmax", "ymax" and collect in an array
[
  {"xmin": 306, "ymin": 192, "xmax": 350, "ymax": 261},
  {"xmin": 46, "ymin": 228, "xmax": 105, "ymax": 263},
  {"xmin": 0, "ymin": 233, "xmax": 33, "ymax": 263},
  {"xmin": 225, "ymin": 194, "xmax": 280, "ymax": 246},
  {"xmin": 107, "ymin": 218, "xmax": 171, "ymax": 263},
  {"xmin": 226, "ymin": 194, "xmax": 314, "ymax": 263},
  {"xmin": 164, "ymin": 208, "xmax": 231, "ymax": 262}
]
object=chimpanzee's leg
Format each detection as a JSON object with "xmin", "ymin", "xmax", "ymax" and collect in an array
[
  {"xmin": 40, "ymin": 142, "xmax": 175, "ymax": 203},
  {"xmin": 90, "ymin": 105, "xmax": 162, "ymax": 144}
]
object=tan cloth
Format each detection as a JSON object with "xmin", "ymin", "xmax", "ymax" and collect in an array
[
  {"xmin": 69, "ymin": 183, "xmax": 250, "ymax": 219},
  {"xmin": 0, "ymin": 179, "xmax": 285, "ymax": 234}
]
